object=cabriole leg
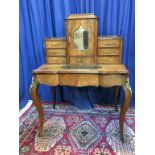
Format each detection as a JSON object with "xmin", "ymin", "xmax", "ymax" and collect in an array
[
  {"xmin": 114, "ymin": 86, "xmax": 120, "ymax": 111},
  {"xmin": 119, "ymin": 77, "xmax": 132, "ymax": 142},
  {"xmin": 30, "ymin": 76, "xmax": 44, "ymax": 137},
  {"xmin": 52, "ymin": 86, "xmax": 56, "ymax": 109}
]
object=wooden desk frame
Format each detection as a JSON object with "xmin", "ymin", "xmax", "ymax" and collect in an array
[
  {"xmin": 30, "ymin": 65, "xmax": 132, "ymax": 143},
  {"xmin": 30, "ymin": 14, "xmax": 132, "ymax": 143}
]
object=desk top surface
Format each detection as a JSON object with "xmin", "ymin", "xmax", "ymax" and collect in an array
[{"xmin": 33, "ymin": 64, "xmax": 128, "ymax": 74}]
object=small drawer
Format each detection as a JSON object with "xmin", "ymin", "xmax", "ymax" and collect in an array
[
  {"xmin": 46, "ymin": 49, "xmax": 66, "ymax": 56},
  {"xmin": 45, "ymin": 40, "xmax": 66, "ymax": 49},
  {"xmin": 69, "ymin": 57, "xmax": 94, "ymax": 65},
  {"xmin": 97, "ymin": 56, "xmax": 120, "ymax": 64},
  {"xmin": 98, "ymin": 39, "xmax": 120, "ymax": 48},
  {"xmin": 46, "ymin": 57, "xmax": 66, "ymax": 64},
  {"xmin": 98, "ymin": 48, "xmax": 120, "ymax": 56}
]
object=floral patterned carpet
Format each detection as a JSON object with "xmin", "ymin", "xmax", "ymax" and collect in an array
[{"xmin": 19, "ymin": 102, "xmax": 135, "ymax": 155}]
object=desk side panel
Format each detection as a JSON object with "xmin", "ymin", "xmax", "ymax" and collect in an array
[
  {"xmin": 99, "ymin": 74, "xmax": 127, "ymax": 87},
  {"xmin": 35, "ymin": 74, "xmax": 59, "ymax": 86}
]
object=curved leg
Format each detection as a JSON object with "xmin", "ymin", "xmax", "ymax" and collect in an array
[
  {"xmin": 119, "ymin": 77, "xmax": 132, "ymax": 142},
  {"xmin": 30, "ymin": 76, "xmax": 44, "ymax": 137},
  {"xmin": 114, "ymin": 86, "xmax": 120, "ymax": 111},
  {"xmin": 51, "ymin": 86, "xmax": 56, "ymax": 109}
]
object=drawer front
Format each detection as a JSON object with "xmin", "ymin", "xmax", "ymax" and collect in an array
[
  {"xmin": 98, "ymin": 48, "xmax": 120, "ymax": 56},
  {"xmin": 69, "ymin": 57, "xmax": 94, "ymax": 65},
  {"xmin": 97, "ymin": 56, "xmax": 120, "ymax": 64},
  {"xmin": 46, "ymin": 49, "xmax": 66, "ymax": 56},
  {"xmin": 46, "ymin": 57, "xmax": 66, "ymax": 64},
  {"xmin": 98, "ymin": 39, "xmax": 120, "ymax": 48},
  {"xmin": 45, "ymin": 40, "xmax": 66, "ymax": 48}
]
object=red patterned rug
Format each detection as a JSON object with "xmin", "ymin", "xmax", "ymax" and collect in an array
[{"xmin": 19, "ymin": 102, "xmax": 135, "ymax": 155}]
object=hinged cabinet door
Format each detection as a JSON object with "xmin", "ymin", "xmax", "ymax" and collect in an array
[{"xmin": 66, "ymin": 19, "xmax": 97, "ymax": 57}]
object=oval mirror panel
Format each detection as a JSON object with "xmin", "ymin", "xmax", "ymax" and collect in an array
[{"xmin": 74, "ymin": 26, "xmax": 88, "ymax": 50}]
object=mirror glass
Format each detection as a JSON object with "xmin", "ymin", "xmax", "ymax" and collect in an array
[{"xmin": 74, "ymin": 26, "xmax": 88, "ymax": 50}]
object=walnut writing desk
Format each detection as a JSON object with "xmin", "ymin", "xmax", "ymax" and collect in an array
[{"xmin": 30, "ymin": 14, "xmax": 132, "ymax": 142}]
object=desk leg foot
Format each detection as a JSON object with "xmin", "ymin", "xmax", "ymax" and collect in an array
[
  {"xmin": 119, "ymin": 78, "xmax": 132, "ymax": 143},
  {"xmin": 30, "ymin": 76, "xmax": 44, "ymax": 137},
  {"xmin": 114, "ymin": 86, "xmax": 120, "ymax": 111},
  {"xmin": 52, "ymin": 86, "xmax": 56, "ymax": 109}
]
